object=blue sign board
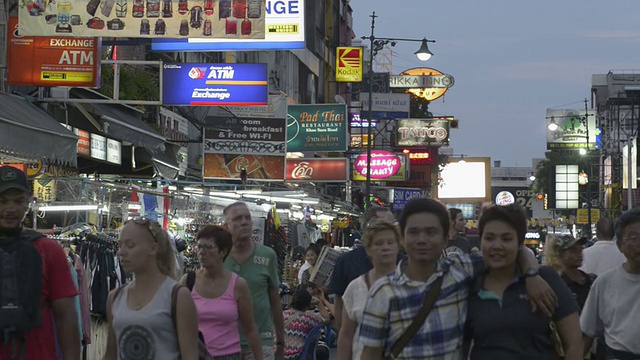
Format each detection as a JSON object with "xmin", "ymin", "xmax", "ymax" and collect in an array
[
  {"xmin": 162, "ymin": 63, "xmax": 268, "ymax": 106},
  {"xmin": 392, "ymin": 189, "xmax": 422, "ymax": 211},
  {"xmin": 152, "ymin": 0, "xmax": 305, "ymax": 51}
]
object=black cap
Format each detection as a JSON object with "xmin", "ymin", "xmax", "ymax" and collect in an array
[{"xmin": 0, "ymin": 166, "xmax": 30, "ymax": 195}]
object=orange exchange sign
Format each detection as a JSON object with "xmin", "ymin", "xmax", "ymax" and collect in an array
[
  {"xmin": 6, "ymin": 17, "xmax": 101, "ymax": 87},
  {"xmin": 336, "ymin": 47, "xmax": 363, "ymax": 83}
]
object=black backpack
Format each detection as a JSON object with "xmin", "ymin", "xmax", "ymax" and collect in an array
[{"xmin": 0, "ymin": 230, "xmax": 44, "ymax": 360}]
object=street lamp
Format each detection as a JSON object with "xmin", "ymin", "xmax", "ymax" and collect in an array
[{"xmin": 361, "ymin": 12, "xmax": 435, "ymax": 207}]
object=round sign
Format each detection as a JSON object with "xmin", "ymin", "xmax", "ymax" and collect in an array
[
  {"xmin": 27, "ymin": 161, "xmax": 44, "ymax": 177},
  {"xmin": 354, "ymin": 150, "xmax": 401, "ymax": 180},
  {"xmin": 495, "ymin": 191, "xmax": 515, "ymax": 206},
  {"xmin": 400, "ymin": 67, "xmax": 454, "ymax": 101}
]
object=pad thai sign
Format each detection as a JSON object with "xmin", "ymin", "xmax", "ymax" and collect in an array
[{"xmin": 353, "ymin": 150, "xmax": 401, "ymax": 179}]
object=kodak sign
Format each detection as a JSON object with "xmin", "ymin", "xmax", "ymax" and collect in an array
[{"xmin": 336, "ymin": 47, "xmax": 363, "ymax": 83}]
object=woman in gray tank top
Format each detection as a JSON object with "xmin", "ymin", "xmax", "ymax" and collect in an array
[{"xmin": 103, "ymin": 217, "xmax": 200, "ymax": 360}]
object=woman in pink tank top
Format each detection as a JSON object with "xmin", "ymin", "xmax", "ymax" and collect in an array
[{"xmin": 180, "ymin": 225, "xmax": 264, "ymax": 360}]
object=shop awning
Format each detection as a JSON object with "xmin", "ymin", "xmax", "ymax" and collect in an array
[
  {"xmin": 0, "ymin": 93, "xmax": 77, "ymax": 166},
  {"xmin": 68, "ymin": 88, "xmax": 166, "ymax": 152}
]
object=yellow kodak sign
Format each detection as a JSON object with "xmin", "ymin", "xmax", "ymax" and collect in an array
[{"xmin": 336, "ymin": 47, "xmax": 363, "ymax": 82}]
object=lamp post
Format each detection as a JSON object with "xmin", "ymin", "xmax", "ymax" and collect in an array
[{"xmin": 361, "ymin": 12, "xmax": 435, "ymax": 207}]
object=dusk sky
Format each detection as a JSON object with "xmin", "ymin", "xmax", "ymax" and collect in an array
[{"xmin": 349, "ymin": 0, "xmax": 640, "ymax": 166}]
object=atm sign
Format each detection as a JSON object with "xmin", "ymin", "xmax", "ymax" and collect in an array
[{"xmin": 336, "ymin": 47, "xmax": 363, "ymax": 83}]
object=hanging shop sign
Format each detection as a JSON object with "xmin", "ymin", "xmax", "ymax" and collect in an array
[
  {"xmin": 162, "ymin": 63, "xmax": 268, "ymax": 106},
  {"xmin": 352, "ymin": 150, "xmax": 401, "ymax": 180},
  {"xmin": 352, "ymin": 153, "xmax": 408, "ymax": 182},
  {"xmin": 6, "ymin": 17, "xmax": 100, "ymax": 87},
  {"xmin": 350, "ymin": 134, "xmax": 373, "ymax": 148},
  {"xmin": 391, "ymin": 189, "xmax": 422, "ymax": 211},
  {"xmin": 252, "ymin": 217, "xmax": 265, "ymax": 244},
  {"xmin": 33, "ymin": 174, "xmax": 56, "ymax": 202},
  {"xmin": 387, "ymin": 163, "xmax": 431, "ymax": 188},
  {"xmin": 286, "ymin": 104, "xmax": 347, "ymax": 152},
  {"xmin": 106, "ymin": 138, "xmax": 121, "ymax": 165},
  {"xmin": 335, "ymin": 47, "xmax": 363, "ymax": 83},
  {"xmin": 26, "ymin": 162, "xmax": 45, "ymax": 177},
  {"xmin": 90, "ymin": 133, "xmax": 107, "ymax": 161},
  {"xmin": 349, "ymin": 114, "xmax": 377, "ymax": 128},
  {"xmin": 74, "ymin": 128, "xmax": 91, "ymax": 156},
  {"xmin": 396, "ymin": 118, "xmax": 450, "ymax": 147},
  {"xmin": 203, "ymin": 154, "xmax": 284, "ymax": 181},
  {"xmin": 152, "ymin": 0, "xmax": 304, "ymax": 51},
  {"xmin": 577, "ymin": 209, "xmax": 600, "ymax": 225},
  {"xmin": 492, "ymin": 187, "xmax": 536, "ymax": 217},
  {"xmin": 286, "ymin": 158, "xmax": 348, "ymax": 182},
  {"xmin": 203, "ymin": 117, "xmax": 286, "ymax": 155},
  {"xmin": 359, "ymin": 93, "xmax": 410, "ymax": 119},
  {"xmin": 546, "ymin": 109, "xmax": 596, "ymax": 149},
  {"xmin": 391, "ymin": 67, "xmax": 454, "ymax": 102},
  {"xmin": 18, "ymin": 0, "xmax": 266, "ymax": 39}
]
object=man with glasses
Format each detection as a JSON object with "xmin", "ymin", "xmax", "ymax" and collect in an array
[
  {"xmin": 581, "ymin": 207, "xmax": 640, "ymax": 359},
  {"xmin": 0, "ymin": 166, "xmax": 80, "ymax": 360},
  {"xmin": 223, "ymin": 202, "xmax": 284, "ymax": 360}
]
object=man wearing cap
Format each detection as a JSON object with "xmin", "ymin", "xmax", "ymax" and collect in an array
[
  {"xmin": 0, "ymin": 166, "xmax": 80, "ymax": 360},
  {"xmin": 581, "ymin": 207, "xmax": 640, "ymax": 359}
]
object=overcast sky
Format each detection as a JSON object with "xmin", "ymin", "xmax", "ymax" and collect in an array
[{"xmin": 349, "ymin": 0, "xmax": 640, "ymax": 167}]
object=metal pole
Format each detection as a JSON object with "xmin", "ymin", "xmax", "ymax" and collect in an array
[
  {"xmin": 628, "ymin": 135, "xmax": 633, "ymax": 210},
  {"xmin": 365, "ymin": 12, "xmax": 376, "ymax": 208},
  {"xmin": 585, "ymin": 99, "xmax": 592, "ymax": 237}
]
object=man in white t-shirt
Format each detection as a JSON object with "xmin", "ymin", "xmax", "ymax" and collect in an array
[
  {"xmin": 581, "ymin": 208, "xmax": 640, "ymax": 359},
  {"xmin": 581, "ymin": 217, "xmax": 626, "ymax": 276}
]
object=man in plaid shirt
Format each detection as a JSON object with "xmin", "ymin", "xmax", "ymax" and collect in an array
[{"xmin": 359, "ymin": 199, "xmax": 557, "ymax": 360}]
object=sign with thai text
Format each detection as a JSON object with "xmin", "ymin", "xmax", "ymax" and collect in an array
[
  {"xmin": 90, "ymin": 133, "xmax": 106, "ymax": 161},
  {"xmin": 106, "ymin": 138, "xmax": 121, "ymax": 165},
  {"xmin": 359, "ymin": 93, "xmax": 410, "ymax": 119},
  {"xmin": 286, "ymin": 104, "xmax": 347, "ymax": 152},
  {"xmin": 286, "ymin": 158, "xmax": 348, "ymax": 182}
]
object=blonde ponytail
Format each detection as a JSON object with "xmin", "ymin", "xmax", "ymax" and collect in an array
[
  {"xmin": 155, "ymin": 227, "xmax": 178, "ymax": 279},
  {"xmin": 543, "ymin": 235, "xmax": 563, "ymax": 272}
]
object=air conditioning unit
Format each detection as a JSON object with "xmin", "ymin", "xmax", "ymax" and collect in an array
[{"xmin": 49, "ymin": 87, "xmax": 71, "ymax": 99}]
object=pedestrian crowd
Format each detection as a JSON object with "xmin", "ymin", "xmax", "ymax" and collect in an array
[{"xmin": 0, "ymin": 164, "xmax": 638, "ymax": 360}]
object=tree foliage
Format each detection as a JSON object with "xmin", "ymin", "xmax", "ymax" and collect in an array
[
  {"xmin": 99, "ymin": 65, "xmax": 159, "ymax": 102},
  {"xmin": 532, "ymin": 150, "xmax": 589, "ymax": 195}
]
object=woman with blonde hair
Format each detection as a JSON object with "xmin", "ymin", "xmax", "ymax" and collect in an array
[
  {"xmin": 104, "ymin": 217, "xmax": 200, "ymax": 360},
  {"xmin": 337, "ymin": 219, "xmax": 401, "ymax": 360}
]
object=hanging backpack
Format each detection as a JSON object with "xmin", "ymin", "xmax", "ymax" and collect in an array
[{"xmin": 0, "ymin": 230, "xmax": 44, "ymax": 360}]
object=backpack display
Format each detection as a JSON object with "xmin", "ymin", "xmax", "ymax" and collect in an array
[
  {"xmin": 0, "ymin": 231, "xmax": 44, "ymax": 360},
  {"xmin": 86, "ymin": 0, "xmax": 101, "ymax": 16}
]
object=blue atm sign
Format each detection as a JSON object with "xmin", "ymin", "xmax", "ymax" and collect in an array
[{"xmin": 162, "ymin": 63, "xmax": 268, "ymax": 106}]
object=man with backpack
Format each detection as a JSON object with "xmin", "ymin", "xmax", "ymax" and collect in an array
[{"xmin": 0, "ymin": 166, "xmax": 80, "ymax": 360}]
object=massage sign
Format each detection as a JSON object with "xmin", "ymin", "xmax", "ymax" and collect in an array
[
  {"xmin": 353, "ymin": 150, "xmax": 402, "ymax": 179},
  {"xmin": 395, "ymin": 118, "xmax": 450, "ymax": 147}
]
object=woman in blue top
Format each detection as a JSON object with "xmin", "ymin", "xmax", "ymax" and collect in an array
[{"xmin": 465, "ymin": 204, "xmax": 583, "ymax": 360}]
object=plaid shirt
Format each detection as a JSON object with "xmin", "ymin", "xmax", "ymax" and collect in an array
[{"xmin": 358, "ymin": 253, "xmax": 484, "ymax": 360}]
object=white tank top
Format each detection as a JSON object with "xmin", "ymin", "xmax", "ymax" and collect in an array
[{"xmin": 112, "ymin": 277, "xmax": 181, "ymax": 360}]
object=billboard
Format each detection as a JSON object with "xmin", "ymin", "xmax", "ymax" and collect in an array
[
  {"xmin": 203, "ymin": 153, "xmax": 284, "ymax": 181},
  {"xmin": 203, "ymin": 118, "xmax": 286, "ymax": 155},
  {"xmin": 435, "ymin": 157, "xmax": 491, "ymax": 203},
  {"xmin": 18, "ymin": 0, "xmax": 266, "ymax": 39},
  {"xmin": 393, "ymin": 67, "xmax": 455, "ymax": 101},
  {"xmin": 546, "ymin": 109, "xmax": 596, "ymax": 149},
  {"xmin": 336, "ymin": 47, "xmax": 362, "ymax": 83},
  {"xmin": 359, "ymin": 93, "xmax": 410, "ymax": 119},
  {"xmin": 391, "ymin": 189, "xmax": 422, "ymax": 211},
  {"xmin": 286, "ymin": 158, "xmax": 348, "ymax": 182},
  {"xmin": 6, "ymin": 17, "xmax": 100, "ymax": 87},
  {"xmin": 395, "ymin": 119, "xmax": 450, "ymax": 147},
  {"xmin": 162, "ymin": 63, "xmax": 268, "ymax": 106},
  {"xmin": 286, "ymin": 104, "xmax": 348, "ymax": 152},
  {"xmin": 152, "ymin": 0, "xmax": 304, "ymax": 51}
]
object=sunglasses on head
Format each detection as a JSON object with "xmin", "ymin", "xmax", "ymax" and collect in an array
[{"xmin": 125, "ymin": 216, "xmax": 163, "ymax": 242}]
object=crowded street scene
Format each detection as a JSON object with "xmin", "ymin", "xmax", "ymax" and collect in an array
[{"xmin": 1, "ymin": 0, "xmax": 639, "ymax": 359}]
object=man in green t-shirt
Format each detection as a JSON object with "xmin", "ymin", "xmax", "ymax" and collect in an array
[{"xmin": 223, "ymin": 202, "xmax": 284, "ymax": 360}]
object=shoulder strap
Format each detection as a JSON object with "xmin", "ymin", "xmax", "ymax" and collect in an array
[
  {"xmin": 186, "ymin": 271, "xmax": 196, "ymax": 291},
  {"xmin": 389, "ymin": 276, "xmax": 443, "ymax": 359},
  {"xmin": 170, "ymin": 283, "xmax": 182, "ymax": 330}
]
